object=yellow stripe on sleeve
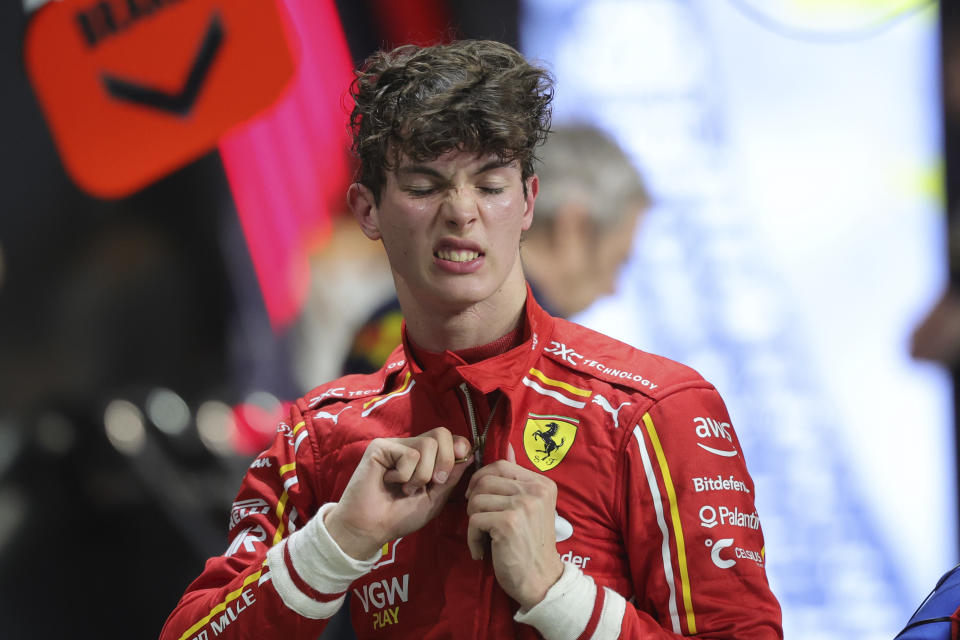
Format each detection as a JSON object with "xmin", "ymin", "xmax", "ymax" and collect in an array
[
  {"xmin": 272, "ymin": 491, "xmax": 291, "ymax": 545},
  {"xmin": 642, "ymin": 412, "xmax": 697, "ymax": 635},
  {"xmin": 527, "ymin": 368, "xmax": 592, "ymax": 397},
  {"xmin": 292, "ymin": 421, "xmax": 306, "ymax": 434},
  {"xmin": 176, "ymin": 569, "xmax": 263, "ymax": 640},
  {"xmin": 279, "ymin": 462, "xmax": 297, "ymax": 476}
]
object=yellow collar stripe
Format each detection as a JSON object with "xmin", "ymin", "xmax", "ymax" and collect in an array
[
  {"xmin": 527, "ymin": 368, "xmax": 591, "ymax": 397},
  {"xmin": 363, "ymin": 371, "xmax": 413, "ymax": 409}
]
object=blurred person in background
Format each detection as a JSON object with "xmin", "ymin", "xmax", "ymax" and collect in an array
[
  {"xmin": 341, "ymin": 124, "xmax": 649, "ymax": 375},
  {"xmin": 160, "ymin": 39, "xmax": 782, "ymax": 639}
]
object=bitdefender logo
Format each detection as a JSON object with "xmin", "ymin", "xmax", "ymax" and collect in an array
[{"xmin": 692, "ymin": 474, "xmax": 750, "ymax": 494}]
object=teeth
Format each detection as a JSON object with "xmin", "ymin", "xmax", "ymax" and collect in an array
[{"xmin": 436, "ymin": 249, "xmax": 479, "ymax": 262}]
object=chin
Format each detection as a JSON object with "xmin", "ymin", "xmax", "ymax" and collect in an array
[{"xmin": 426, "ymin": 278, "xmax": 499, "ymax": 309}]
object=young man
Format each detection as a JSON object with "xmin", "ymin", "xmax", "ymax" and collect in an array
[
  {"xmin": 340, "ymin": 123, "xmax": 650, "ymax": 376},
  {"xmin": 161, "ymin": 40, "xmax": 782, "ymax": 640}
]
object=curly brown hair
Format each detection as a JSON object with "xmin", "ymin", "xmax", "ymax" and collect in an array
[{"xmin": 349, "ymin": 40, "xmax": 554, "ymax": 202}]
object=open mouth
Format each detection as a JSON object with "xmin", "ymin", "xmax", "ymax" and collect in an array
[{"xmin": 434, "ymin": 249, "xmax": 481, "ymax": 263}]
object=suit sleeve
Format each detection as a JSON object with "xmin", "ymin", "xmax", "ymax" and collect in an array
[
  {"xmin": 516, "ymin": 383, "xmax": 783, "ymax": 639},
  {"xmin": 159, "ymin": 403, "xmax": 379, "ymax": 640}
]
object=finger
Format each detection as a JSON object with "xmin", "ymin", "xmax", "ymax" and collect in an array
[
  {"xmin": 466, "ymin": 492, "xmax": 513, "ymax": 516},
  {"xmin": 425, "ymin": 427, "xmax": 455, "ymax": 484},
  {"xmin": 453, "ymin": 436, "xmax": 471, "ymax": 462},
  {"xmin": 426, "ymin": 436, "xmax": 474, "ymax": 504},
  {"xmin": 446, "ymin": 437, "xmax": 473, "ymax": 487},
  {"xmin": 467, "ymin": 460, "xmax": 531, "ymax": 497},
  {"xmin": 507, "ymin": 442, "xmax": 516, "ymax": 464},
  {"xmin": 467, "ymin": 512, "xmax": 495, "ymax": 560},
  {"xmin": 402, "ymin": 436, "xmax": 439, "ymax": 495},
  {"xmin": 468, "ymin": 474, "xmax": 522, "ymax": 501},
  {"xmin": 380, "ymin": 444, "xmax": 421, "ymax": 485}
]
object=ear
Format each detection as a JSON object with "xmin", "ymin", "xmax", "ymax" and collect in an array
[
  {"xmin": 348, "ymin": 183, "xmax": 381, "ymax": 240},
  {"xmin": 521, "ymin": 174, "xmax": 539, "ymax": 232}
]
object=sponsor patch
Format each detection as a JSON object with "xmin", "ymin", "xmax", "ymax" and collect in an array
[
  {"xmin": 523, "ymin": 414, "xmax": 578, "ymax": 472},
  {"xmin": 693, "ymin": 416, "xmax": 738, "ymax": 457},
  {"xmin": 373, "ymin": 538, "xmax": 403, "ymax": 569},
  {"xmin": 592, "ymin": 393, "xmax": 631, "ymax": 428},
  {"xmin": 705, "ymin": 537, "xmax": 765, "ymax": 569}
]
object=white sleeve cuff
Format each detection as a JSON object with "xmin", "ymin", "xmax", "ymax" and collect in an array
[
  {"xmin": 514, "ymin": 561, "xmax": 597, "ymax": 640},
  {"xmin": 265, "ymin": 502, "xmax": 381, "ymax": 619}
]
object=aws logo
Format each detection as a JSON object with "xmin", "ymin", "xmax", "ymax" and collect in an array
[
  {"xmin": 523, "ymin": 414, "xmax": 578, "ymax": 472},
  {"xmin": 693, "ymin": 416, "xmax": 738, "ymax": 458}
]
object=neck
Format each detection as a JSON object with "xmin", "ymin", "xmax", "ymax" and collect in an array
[{"xmin": 398, "ymin": 267, "xmax": 528, "ymax": 352}]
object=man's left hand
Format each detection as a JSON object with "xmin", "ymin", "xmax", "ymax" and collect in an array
[{"xmin": 465, "ymin": 444, "xmax": 564, "ymax": 609}]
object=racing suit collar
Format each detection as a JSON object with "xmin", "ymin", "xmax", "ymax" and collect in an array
[{"xmin": 401, "ymin": 283, "xmax": 554, "ymax": 393}]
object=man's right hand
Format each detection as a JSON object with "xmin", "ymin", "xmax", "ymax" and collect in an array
[{"xmin": 323, "ymin": 427, "xmax": 472, "ymax": 560}]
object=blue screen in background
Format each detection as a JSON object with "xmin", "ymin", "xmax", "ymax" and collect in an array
[{"xmin": 522, "ymin": 0, "xmax": 956, "ymax": 636}]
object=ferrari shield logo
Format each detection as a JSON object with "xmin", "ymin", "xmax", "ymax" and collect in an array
[{"xmin": 523, "ymin": 414, "xmax": 578, "ymax": 472}]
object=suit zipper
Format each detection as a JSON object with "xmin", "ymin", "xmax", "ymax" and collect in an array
[{"xmin": 458, "ymin": 382, "xmax": 482, "ymax": 467}]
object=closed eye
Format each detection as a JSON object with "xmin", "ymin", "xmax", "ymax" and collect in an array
[{"xmin": 404, "ymin": 186, "xmax": 439, "ymax": 197}]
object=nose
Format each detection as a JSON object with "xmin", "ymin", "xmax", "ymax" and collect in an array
[{"xmin": 441, "ymin": 188, "xmax": 478, "ymax": 230}]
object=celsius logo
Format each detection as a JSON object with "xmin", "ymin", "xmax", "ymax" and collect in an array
[
  {"xmin": 705, "ymin": 538, "xmax": 765, "ymax": 569},
  {"xmin": 693, "ymin": 417, "xmax": 738, "ymax": 457},
  {"xmin": 706, "ymin": 538, "xmax": 735, "ymax": 569}
]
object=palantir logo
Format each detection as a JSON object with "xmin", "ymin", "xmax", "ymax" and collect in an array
[{"xmin": 699, "ymin": 505, "xmax": 718, "ymax": 528}]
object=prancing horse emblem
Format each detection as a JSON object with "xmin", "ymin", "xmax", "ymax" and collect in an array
[
  {"xmin": 533, "ymin": 422, "xmax": 565, "ymax": 459},
  {"xmin": 523, "ymin": 414, "xmax": 578, "ymax": 472}
]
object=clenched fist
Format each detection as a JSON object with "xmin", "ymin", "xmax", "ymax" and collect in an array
[
  {"xmin": 325, "ymin": 427, "xmax": 472, "ymax": 560},
  {"xmin": 465, "ymin": 444, "xmax": 564, "ymax": 609}
]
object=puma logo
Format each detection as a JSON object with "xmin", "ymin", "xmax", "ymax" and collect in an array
[
  {"xmin": 592, "ymin": 394, "xmax": 630, "ymax": 429},
  {"xmin": 315, "ymin": 405, "xmax": 352, "ymax": 425}
]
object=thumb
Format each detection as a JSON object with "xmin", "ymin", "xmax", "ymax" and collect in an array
[{"xmin": 506, "ymin": 442, "xmax": 517, "ymax": 464}]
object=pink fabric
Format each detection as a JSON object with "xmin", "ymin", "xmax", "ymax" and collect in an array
[{"xmin": 219, "ymin": 0, "xmax": 355, "ymax": 329}]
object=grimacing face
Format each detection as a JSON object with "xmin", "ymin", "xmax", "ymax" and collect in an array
[{"xmin": 352, "ymin": 151, "xmax": 537, "ymax": 314}]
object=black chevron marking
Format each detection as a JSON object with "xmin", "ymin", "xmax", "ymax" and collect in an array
[{"xmin": 101, "ymin": 12, "xmax": 224, "ymax": 116}]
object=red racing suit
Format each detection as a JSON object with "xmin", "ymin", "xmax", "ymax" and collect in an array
[{"xmin": 161, "ymin": 294, "xmax": 782, "ymax": 640}]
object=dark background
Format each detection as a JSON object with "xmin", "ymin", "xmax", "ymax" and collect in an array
[{"xmin": 0, "ymin": 1, "xmax": 520, "ymax": 638}]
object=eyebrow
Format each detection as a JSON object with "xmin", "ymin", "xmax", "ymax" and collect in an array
[{"xmin": 396, "ymin": 160, "xmax": 512, "ymax": 179}]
